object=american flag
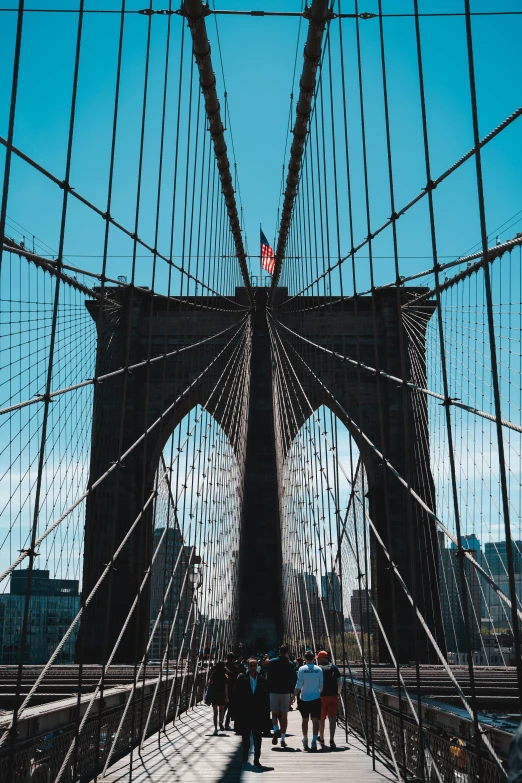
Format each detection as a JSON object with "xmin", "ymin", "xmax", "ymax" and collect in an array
[{"xmin": 260, "ymin": 229, "xmax": 276, "ymax": 275}]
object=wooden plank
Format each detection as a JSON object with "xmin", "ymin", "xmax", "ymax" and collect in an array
[{"xmin": 101, "ymin": 704, "xmax": 397, "ymax": 781}]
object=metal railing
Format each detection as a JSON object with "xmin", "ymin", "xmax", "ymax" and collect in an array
[
  {"xmin": 339, "ymin": 688, "xmax": 508, "ymax": 782},
  {"xmin": 0, "ymin": 670, "xmax": 207, "ymax": 782}
]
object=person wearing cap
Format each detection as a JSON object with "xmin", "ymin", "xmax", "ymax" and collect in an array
[
  {"xmin": 294, "ymin": 650, "xmax": 324, "ymax": 751},
  {"xmin": 316, "ymin": 650, "xmax": 343, "ymax": 749}
]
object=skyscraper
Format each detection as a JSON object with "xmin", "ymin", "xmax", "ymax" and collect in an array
[
  {"xmin": 484, "ymin": 540, "xmax": 522, "ymax": 577},
  {"xmin": 480, "ymin": 541, "xmax": 522, "ymax": 628},
  {"xmin": 150, "ymin": 526, "xmax": 184, "ymax": 624},
  {"xmin": 438, "ymin": 532, "xmax": 481, "ymax": 653},
  {"xmin": 0, "ymin": 569, "xmax": 80, "ymax": 664},
  {"xmin": 149, "ymin": 528, "xmax": 201, "ymax": 660},
  {"xmin": 449, "ymin": 533, "xmax": 481, "ymax": 554},
  {"xmin": 321, "ymin": 571, "xmax": 343, "ymax": 638},
  {"xmin": 295, "ymin": 572, "xmax": 323, "ymax": 642},
  {"xmin": 350, "ymin": 589, "xmax": 373, "ymax": 633},
  {"xmin": 321, "ymin": 571, "xmax": 342, "ymax": 612}
]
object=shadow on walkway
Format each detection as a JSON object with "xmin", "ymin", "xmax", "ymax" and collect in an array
[{"xmin": 100, "ymin": 704, "xmax": 397, "ymax": 782}]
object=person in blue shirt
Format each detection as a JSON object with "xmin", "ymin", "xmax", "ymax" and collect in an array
[{"xmin": 293, "ymin": 650, "xmax": 324, "ymax": 751}]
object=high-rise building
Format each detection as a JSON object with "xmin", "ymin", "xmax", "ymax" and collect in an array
[
  {"xmin": 450, "ymin": 533, "xmax": 482, "ymax": 555},
  {"xmin": 321, "ymin": 572, "xmax": 343, "ymax": 637},
  {"xmin": 0, "ymin": 569, "xmax": 80, "ymax": 664},
  {"xmin": 438, "ymin": 532, "xmax": 481, "ymax": 653},
  {"xmin": 480, "ymin": 574, "xmax": 522, "ymax": 628},
  {"xmin": 321, "ymin": 572, "xmax": 342, "ymax": 611},
  {"xmin": 484, "ymin": 540, "xmax": 522, "ymax": 577},
  {"xmin": 150, "ymin": 526, "xmax": 184, "ymax": 624},
  {"xmin": 295, "ymin": 572, "xmax": 323, "ymax": 642},
  {"xmin": 350, "ymin": 589, "xmax": 373, "ymax": 632},
  {"xmin": 149, "ymin": 528, "xmax": 201, "ymax": 660}
]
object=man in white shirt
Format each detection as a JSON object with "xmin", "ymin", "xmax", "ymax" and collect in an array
[{"xmin": 293, "ymin": 650, "xmax": 324, "ymax": 751}]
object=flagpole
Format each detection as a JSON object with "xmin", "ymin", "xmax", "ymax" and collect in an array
[{"xmin": 259, "ymin": 223, "xmax": 262, "ymax": 286}]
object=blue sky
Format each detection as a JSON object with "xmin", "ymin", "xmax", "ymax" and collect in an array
[
  {"xmin": 1, "ymin": 1, "xmax": 522, "ymax": 588},
  {"xmin": 1, "ymin": 0, "xmax": 522, "ymax": 293}
]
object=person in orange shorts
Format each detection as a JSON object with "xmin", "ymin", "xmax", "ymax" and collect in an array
[{"xmin": 316, "ymin": 650, "xmax": 343, "ymax": 749}]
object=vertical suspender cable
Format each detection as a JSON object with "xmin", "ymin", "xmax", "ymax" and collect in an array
[
  {"xmin": 183, "ymin": 0, "xmax": 253, "ymax": 307},
  {"xmin": 462, "ymin": 0, "xmax": 522, "ymax": 713},
  {"xmin": 270, "ymin": 0, "xmax": 331, "ymax": 297}
]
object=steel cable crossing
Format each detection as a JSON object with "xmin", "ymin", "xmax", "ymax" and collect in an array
[
  {"xmin": 1, "ymin": 3, "xmax": 522, "ymax": 783},
  {"xmin": 0, "ymin": 2, "xmax": 253, "ymax": 781},
  {"xmin": 270, "ymin": 1, "xmax": 522, "ymax": 780}
]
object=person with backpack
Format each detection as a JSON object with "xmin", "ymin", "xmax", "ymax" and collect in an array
[{"xmin": 316, "ymin": 650, "xmax": 343, "ymax": 749}]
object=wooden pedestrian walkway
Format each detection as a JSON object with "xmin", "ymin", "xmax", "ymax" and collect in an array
[{"xmin": 101, "ymin": 704, "xmax": 397, "ymax": 782}]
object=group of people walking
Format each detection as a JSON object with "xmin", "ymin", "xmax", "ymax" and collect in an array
[{"xmin": 207, "ymin": 645, "xmax": 343, "ymax": 768}]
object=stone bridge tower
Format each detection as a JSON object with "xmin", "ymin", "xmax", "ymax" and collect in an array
[{"xmin": 78, "ymin": 286, "xmax": 443, "ymax": 664}]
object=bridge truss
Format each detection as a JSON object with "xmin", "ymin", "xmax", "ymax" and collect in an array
[{"xmin": 1, "ymin": 1, "xmax": 522, "ymax": 781}]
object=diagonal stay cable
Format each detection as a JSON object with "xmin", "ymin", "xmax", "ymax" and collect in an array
[
  {"xmin": 363, "ymin": 502, "xmax": 504, "ymax": 773},
  {"xmin": 284, "ymin": 230, "xmax": 522, "ymax": 315},
  {"xmin": 0, "ymin": 136, "xmax": 243, "ymax": 306},
  {"xmin": 0, "ymin": 492, "xmax": 157, "ymax": 747},
  {"xmin": 402, "ymin": 233, "xmax": 522, "ymax": 308},
  {"xmin": 273, "ymin": 320, "xmax": 440, "ymax": 779},
  {"xmin": 276, "ymin": 313, "xmax": 522, "ymax": 625},
  {"xmin": 0, "ymin": 316, "xmax": 248, "ymax": 585},
  {"xmin": 0, "ymin": 314, "xmax": 247, "ymax": 416},
  {"xmin": 272, "ymin": 323, "xmax": 437, "ymax": 776},
  {"xmin": 270, "ymin": 315, "xmax": 505, "ymax": 774},
  {"xmin": 300, "ymin": 422, "xmax": 444, "ymax": 780},
  {"xmin": 279, "ymin": 103, "xmax": 522, "ymax": 306},
  {"xmin": 273, "ymin": 313, "xmax": 522, "ymax": 435},
  {"xmin": 2, "ymin": 238, "xmax": 121, "ymax": 304},
  {"xmin": 2, "ymin": 240, "xmax": 248, "ymax": 313},
  {"xmin": 270, "ymin": 314, "xmax": 522, "ymax": 624},
  {"xmin": 270, "ymin": 0, "xmax": 332, "ymax": 296},
  {"xmin": 135, "ymin": 351, "xmax": 249, "ymax": 749},
  {"xmin": 0, "ymin": 318, "xmax": 250, "ymax": 743},
  {"xmin": 105, "ymin": 331, "xmax": 250, "ymax": 767},
  {"xmin": 136, "ymin": 355, "xmax": 248, "ymax": 742}
]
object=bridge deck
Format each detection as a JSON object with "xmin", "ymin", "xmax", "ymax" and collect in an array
[{"xmin": 101, "ymin": 704, "xmax": 395, "ymax": 782}]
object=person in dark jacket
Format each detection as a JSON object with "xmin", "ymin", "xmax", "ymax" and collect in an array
[
  {"xmin": 235, "ymin": 657, "xmax": 271, "ymax": 768},
  {"xmin": 208, "ymin": 660, "xmax": 229, "ymax": 735},
  {"xmin": 224, "ymin": 652, "xmax": 243, "ymax": 730},
  {"xmin": 267, "ymin": 644, "xmax": 296, "ymax": 747}
]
